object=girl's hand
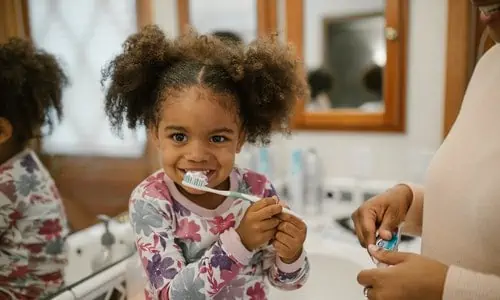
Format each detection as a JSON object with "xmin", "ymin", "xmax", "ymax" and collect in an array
[
  {"xmin": 358, "ymin": 245, "xmax": 448, "ymax": 300},
  {"xmin": 274, "ymin": 212, "xmax": 307, "ymax": 264},
  {"xmin": 236, "ymin": 197, "xmax": 282, "ymax": 251}
]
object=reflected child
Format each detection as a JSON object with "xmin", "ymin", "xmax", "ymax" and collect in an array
[
  {"xmin": 306, "ymin": 68, "xmax": 333, "ymax": 112},
  {"xmin": 0, "ymin": 38, "xmax": 70, "ymax": 299}
]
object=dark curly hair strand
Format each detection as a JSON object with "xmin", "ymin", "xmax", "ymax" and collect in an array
[
  {"xmin": 0, "ymin": 37, "xmax": 68, "ymax": 145},
  {"xmin": 102, "ymin": 25, "xmax": 307, "ymax": 145}
]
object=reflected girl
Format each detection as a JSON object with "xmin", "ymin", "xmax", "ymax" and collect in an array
[
  {"xmin": 306, "ymin": 68, "xmax": 334, "ymax": 111},
  {"xmin": 0, "ymin": 38, "xmax": 70, "ymax": 299}
]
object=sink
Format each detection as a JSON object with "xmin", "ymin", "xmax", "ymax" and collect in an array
[
  {"xmin": 64, "ymin": 220, "xmax": 135, "ymax": 285},
  {"xmin": 269, "ymin": 235, "xmax": 372, "ymax": 300}
]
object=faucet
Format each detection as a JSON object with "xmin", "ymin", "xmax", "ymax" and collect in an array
[
  {"xmin": 91, "ymin": 214, "xmax": 116, "ymax": 272},
  {"xmin": 98, "ymin": 214, "xmax": 116, "ymax": 247}
]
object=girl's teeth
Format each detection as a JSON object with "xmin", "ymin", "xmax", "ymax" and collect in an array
[{"xmin": 186, "ymin": 170, "xmax": 210, "ymax": 174}]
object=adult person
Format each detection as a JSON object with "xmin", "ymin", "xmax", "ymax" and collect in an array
[{"xmin": 352, "ymin": 1, "xmax": 500, "ymax": 299}]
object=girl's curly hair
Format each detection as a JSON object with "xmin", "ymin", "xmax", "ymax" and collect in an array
[
  {"xmin": 102, "ymin": 25, "xmax": 308, "ymax": 145},
  {"xmin": 0, "ymin": 38, "xmax": 68, "ymax": 145}
]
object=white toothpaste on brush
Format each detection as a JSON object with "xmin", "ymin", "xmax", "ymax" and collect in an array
[{"xmin": 188, "ymin": 171, "xmax": 208, "ymax": 185}]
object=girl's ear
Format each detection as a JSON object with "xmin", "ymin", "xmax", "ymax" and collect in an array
[
  {"xmin": 236, "ymin": 131, "xmax": 246, "ymax": 153},
  {"xmin": 0, "ymin": 118, "xmax": 13, "ymax": 145}
]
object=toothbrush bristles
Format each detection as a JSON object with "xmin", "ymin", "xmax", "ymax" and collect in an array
[{"xmin": 183, "ymin": 172, "xmax": 208, "ymax": 188}]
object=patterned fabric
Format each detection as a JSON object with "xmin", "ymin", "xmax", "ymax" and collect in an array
[
  {"xmin": 0, "ymin": 149, "xmax": 69, "ymax": 299},
  {"xmin": 130, "ymin": 167, "xmax": 309, "ymax": 300}
]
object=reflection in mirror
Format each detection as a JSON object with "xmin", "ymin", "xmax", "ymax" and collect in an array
[
  {"xmin": 27, "ymin": 0, "xmax": 149, "ymax": 233},
  {"xmin": 189, "ymin": 0, "xmax": 257, "ymax": 43},
  {"xmin": 304, "ymin": 3, "xmax": 386, "ymax": 113},
  {"xmin": 0, "ymin": 37, "xmax": 70, "ymax": 299},
  {"xmin": 324, "ymin": 14, "xmax": 384, "ymax": 111},
  {"xmin": 58, "ymin": 212, "xmax": 135, "ymax": 299},
  {"xmin": 285, "ymin": 0, "xmax": 408, "ymax": 131},
  {"xmin": 0, "ymin": 0, "xmax": 147, "ymax": 298}
]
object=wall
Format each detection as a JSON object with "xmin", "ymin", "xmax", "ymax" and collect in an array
[
  {"xmin": 153, "ymin": 0, "xmax": 448, "ymax": 183},
  {"xmin": 189, "ymin": 0, "xmax": 257, "ymax": 43}
]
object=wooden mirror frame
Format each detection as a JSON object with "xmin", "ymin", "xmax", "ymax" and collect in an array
[
  {"xmin": 176, "ymin": 0, "xmax": 278, "ymax": 37},
  {"xmin": 443, "ymin": 0, "xmax": 496, "ymax": 139},
  {"xmin": 286, "ymin": 0, "xmax": 408, "ymax": 132}
]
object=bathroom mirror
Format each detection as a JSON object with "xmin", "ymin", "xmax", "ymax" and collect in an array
[
  {"xmin": 25, "ymin": 0, "xmax": 154, "ymax": 234},
  {"xmin": 311, "ymin": 13, "xmax": 385, "ymax": 111},
  {"xmin": 0, "ymin": 0, "xmax": 152, "ymax": 298},
  {"xmin": 177, "ymin": 0, "xmax": 277, "ymax": 40},
  {"xmin": 284, "ymin": 0, "xmax": 408, "ymax": 131}
]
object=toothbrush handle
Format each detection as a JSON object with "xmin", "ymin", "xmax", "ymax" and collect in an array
[
  {"xmin": 203, "ymin": 186, "xmax": 307, "ymax": 223},
  {"xmin": 239, "ymin": 193, "xmax": 261, "ymax": 202},
  {"xmin": 237, "ymin": 193, "xmax": 305, "ymax": 222},
  {"xmin": 281, "ymin": 207, "xmax": 305, "ymax": 222}
]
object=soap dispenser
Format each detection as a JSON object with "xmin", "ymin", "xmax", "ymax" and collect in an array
[{"xmin": 91, "ymin": 214, "xmax": 116, "ymax": 272}]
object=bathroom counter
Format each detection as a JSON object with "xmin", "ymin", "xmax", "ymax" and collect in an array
[
  {"xmin": 270, "ymin": 202, "xmax": 417, "ymax": 300},
  {"xmin": 64, "ymin": 218, "xmax": 134, "ymax": 286}
]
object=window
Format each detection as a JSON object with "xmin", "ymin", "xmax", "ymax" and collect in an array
[{"xmin": 28, "ymin": 0, "xmax": 146, "ymax": 157}]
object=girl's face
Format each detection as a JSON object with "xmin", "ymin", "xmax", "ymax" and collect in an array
[{"xmin": 153, "ymin": 86, "xmax": 245, "ymax": 195}]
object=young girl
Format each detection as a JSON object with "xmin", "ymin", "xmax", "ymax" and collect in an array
[
  {"xmin": 102, "ymin": 25, "xmax": 310, "ymax": 299},
  {"xmin": 0, "ymin": 38, "xmax": 70, "ymax": 299}
]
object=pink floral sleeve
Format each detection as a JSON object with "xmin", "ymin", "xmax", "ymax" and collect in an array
[
  {"xmin": 0, "ymin": 192, "xmax": 14, "ymax": 233},
  {"xmin": 0, "ymin": 150, "xmax": 68, "ymax": 299},
  {"xmin": 130, "ymin": 183, "xmax": 254, "ymax": 299}
]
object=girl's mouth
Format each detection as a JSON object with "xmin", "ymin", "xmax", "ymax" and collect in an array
[{"xmin": 180, "ymin": 169, "xmax": 216, "ymax": 183}]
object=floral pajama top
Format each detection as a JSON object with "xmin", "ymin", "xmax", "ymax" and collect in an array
[
  {"xmin": 0, "ymin": 149, "xmax": 69, "ymax": 299},
  {"xmin": 129, "ymin": 167, "xmax": 309, "ymax": 300}
]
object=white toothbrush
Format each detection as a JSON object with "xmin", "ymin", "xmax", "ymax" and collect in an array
[{"xmin": 182, "ymin": 171, "xmax": 305, "ymax": 221}]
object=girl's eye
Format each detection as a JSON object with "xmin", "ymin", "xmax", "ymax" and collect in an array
[
  {"xmin": 211, "ymin": 136, "xmax": 227, "ymax": 143},
  {"xmin": 171, "ymin": 133, "xmax": 187, "ymax": 143}
]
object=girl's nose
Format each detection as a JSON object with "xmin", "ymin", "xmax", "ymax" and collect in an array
[{"xmin": 185, "ymin": 140, "xmax": 209, "ymax": 162}]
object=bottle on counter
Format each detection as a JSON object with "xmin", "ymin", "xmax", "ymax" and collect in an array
[
  {"xmin": 303, "ymin": 148, "xmax": 324, "ymax": 216},
  {"xmin": 286, "ymin": 149, "xmax": 306, "ymax": 214}
]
